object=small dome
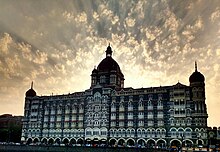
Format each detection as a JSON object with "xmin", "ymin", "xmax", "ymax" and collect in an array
[
  {"xmin": 92, "ymin": 68, "xmax": 98, "ymax": 74},
  {"xmin": 25, "ymin": 82, "xmax": 36, "ymax": 97},
  {"xmin": 189, "ymin": 71, "xmax": 205, "ymax": 83},
  {"xmin": 189, "ymin": 62, "xmax": 205, "ymax": 83},
  {"xmin": 26, "ymin": 88, "xmax": 36, "ymax": 97}
]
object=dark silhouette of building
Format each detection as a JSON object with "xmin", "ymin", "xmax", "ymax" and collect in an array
[
  {"xmin": 21, "ymin": 45, "xmax": 208, "ymax": 148},
  {"xmin": 0, "ymin": 114, "xmax": 22, "ymax": 143}
]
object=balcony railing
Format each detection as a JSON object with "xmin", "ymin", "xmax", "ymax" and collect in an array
[{"xmin": 148, "ymin": 106, "xmax": 153, "ymax": 110}]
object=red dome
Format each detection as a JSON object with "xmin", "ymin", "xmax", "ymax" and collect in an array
[
  {"xmin": 97, "ymin": 56, "xmax": 121, "ymax": 73},
  {"xmin": 189, "ymin": 62, "xmax": 205, "ymax": 83},
  {"xmin": 25, "ymin": 82, "xmax": 36, "ymax": 97},
  {"xmin": 26, "ymin": 88, "xmax": 36, "ymax": 97},
  {"xmin": 189, "ymin": 71, "xmax": 205, "ymax": 83}
]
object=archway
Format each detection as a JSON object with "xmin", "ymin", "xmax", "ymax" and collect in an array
[
  {"xmin": 63, "ymin": 138, "xmax": 69, "ymax": 145},
  {"xmin": 137, "ymin": 139, "xmax": 146, "ymax": 146},
  {"xmin": 27, "ymin": 138, "xmax": 32, "ymax": 145},
  {"xmin": 33, "ymin": 138, "xmax": 39, "ymax": 144},
  {"xmin": 92, "ymin": 138, "xmax": 99, "ymax": 147},
  {"xmin": 183, "ymin": 139, "xmax": 193, "ymax": 147},
  {"xmin": 55, "ymin": 138, "xmax": 61, "ymax": 145},
  {"xmin": 118, "ymin": 138, "xmax": 125, "ymax": 147},
  {"xmin": 109, "ymin": 138, "xmax": 117, "ymax": 147},
  {"xmin": 41, "ymin": 138, "xmax": 47, "ymax": 145},
  {"xmin": 157, "ymin": 139, "xmax": 166, "ymax": 148},
  {"xmin": 70, "ymin": 138, "xmax": 76, "ymax": 145},
  {"xmin": 127, "ymin": 139, "xmax": 135, "ymax": 147},
  {"xmin": 147, "ymin": 139, "xmax": 155, "ymax": 148},
  {"xmin": 77, "ymin": 138, "xmax": 83, "ymax": 145},
  {"xmin": 170, "ymin": 139, "xmax": 181, "ymax": 147},
  {"xmin": 100, "ymin": 139, "xmax": 107, "ymax": 146},
  {"xmin": 197, "ymin": 139, "xmax": 203, "ymax": 145},
  {"xmin": 48, "ymin": 138, "xmax": 54, "ymax": 145},
  {"xmin": 85, "ymin": 139, "xmax": 92, "ymax": 146}
]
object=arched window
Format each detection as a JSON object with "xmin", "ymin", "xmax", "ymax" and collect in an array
[
  {"xmin": 157, "ymin": 129, "xmax": 160, "ymax": 136},
  {"xmin": 110, "ymin": 129, "xmax": 114, "ymax": 136},
  {"xmin": 128, "ymin": 102, "xmax": 133, "ymax": 111},
  {"xmin": 139, "ymin": 101, "xmax": 143, "ymax": 107},
  {"xmin": 147, "ymin": 129, "xmax": 151, "ymax": 136},
  {"xmin": 187, "ymin": 118, "xmax": 191, "ymax": 124},
  {"xmin": 170, "ymin": 118, "xmax": 174, "ymax": 124},
  {"xmin": 158, "ymin": 100, "xmax": 162, "ymax": 106},
  {"xmin": 119, "ymin": 102, "xmax": 124, "ymax": 112},
  {"xmin": 178, "ymin": 128, "xmax": 184, "ymax": 136},
  {"xmin": 131, "ymin": 129, "xmax": 135, "ymax": 136},
  {"xmin": 127, "ymin": 129, "xmax": 131, "ymax": 135},
  {"xmin": 170, "ymin": 128, "xmax": 177, "ymax": 137},
  {"xmin": 122, "ymin": 129, "xmax": 125, "ymax": 136},
  {"xmin": 185, "ymin": 128, "xmax": 192, "ymax": 137},
  {"xmin": 100, "ymin": 76, "xmax": 106, "ymax": 83},
  {"xmin": 65, "ymin": 105, "xmax": 70, "ymax": 114},
  {"xmin": 148, "ymin": 100, "xmax": 152, "ymax": 106},
  {"xmin": 111, "ymin": 103, "xmax": 116, "ymax": 112},
  {"xmin": 138, "ymin": 101, "xmax": 144, "ymax": 111},
  {"xmin": 137, "ymin": 129, "xmax": 141, "ymax": 135},
  {"xmin": 162, "ymin": 129, "xmax": 166, "ymax": 136},
  {"xmin": 186, "ymin": 109, "xmax": 191, "ymax": 115}
]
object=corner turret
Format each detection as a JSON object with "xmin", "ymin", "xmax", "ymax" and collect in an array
[{"xmin": 25, "ymin": 82, "xmax": 36, "ymax": 97}]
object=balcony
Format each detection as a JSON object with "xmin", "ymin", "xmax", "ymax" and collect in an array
[
  {"xmin": 79, "ymin": 110, "xmax": 84, "ymax": 113},
  {"xmin": 111, "ymin": 108, "xmax": 116, "ymax": 112},
  {"xmin": 148, "ymin": 115, "xmax": 153, "ymax": 119},
  {"xmin": 138, "ymin": 123, "xmax": 144, "ymax": 127},
  {"xmin": 148, "ymin": 106, "xmax": 153, "ymax": 110},
  {"xmin": 158, "ymin": 123, "xmax": 164, "ymax": 127},
  {"xmin": 111, "ymin": 123, "xmax": 116, "ymax": 127},
  {"xmin": 78, "ymin": 117, "xmax": 83, "ymax": 121},
  {"xmin": 157, "ymin": 115, "xmax": 163, "ymax": 119},
  {"xmin": 128, "ymin": 107, "xmax": 133, "ymax": 111},
  {"xmin": 128, "ymin": 116, "xmax": 133, "ymax": 120},
  {"xmin": 138, "ymin": 107, "xmax": 144, "ymax": 111},
  {"xmin": 119, "ymin": 108, "xmax": 124, "ymax": 112},
  {"xmin": 157, "ymin": 106, "xmax": 163, "ymax": 110},
  {"xmin": 138, "ymin": 115, "xmax": 144, "ymax": 119},
  {"xmin": 119, "ymin": 116, "xmax": 124, "ymax": 120},
  {"xmin": 111, "ymin": 116, "xmax": 116, "ymax": 120}
]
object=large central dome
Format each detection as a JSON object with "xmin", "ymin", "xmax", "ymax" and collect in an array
[
  {"xmin": 90, "ymin": 45, "xmax": 124, "ymax": 89},
  {"xmin": 97, "ymin": 45, "xmax": 123, "ymax": 74},
  {"xmin": 97, "ymin": 56, "xmax": 121, "ymax": 72}
]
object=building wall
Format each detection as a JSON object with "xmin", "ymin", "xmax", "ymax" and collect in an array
[{"xmin": 21, "ymin": 83, "xmax": 208, "ymax": 147}]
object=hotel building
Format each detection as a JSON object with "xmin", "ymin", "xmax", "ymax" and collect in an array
[{"xmin": 21, "ymin": 45, "xmax": 208, "ymax": 148}]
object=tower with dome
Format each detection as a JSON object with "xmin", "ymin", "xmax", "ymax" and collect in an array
[{"xmin": 21, "ymin": 45, "xmax": 208, "ymax": 148}]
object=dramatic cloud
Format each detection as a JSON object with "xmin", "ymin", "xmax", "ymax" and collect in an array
[{"xmin": 0, "ymin": 0, "xmax": 220, "ymax": 127}]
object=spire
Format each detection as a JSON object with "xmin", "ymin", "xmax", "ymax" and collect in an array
[
  {"xmin": 31, "ymin": 81, "xmax": 33, "ymax": 89},
  {"xmin": 195, "ymin": 61, "xmax": 197, "ymax": 72},
  {"xmin": 106, "ymin": 43, "xmax": 112, "ymax": 57}
]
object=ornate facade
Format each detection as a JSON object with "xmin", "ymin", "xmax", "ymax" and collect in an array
[{"xmin": 21, "ymin": 45, "xmax": 208, "ymax": 148}]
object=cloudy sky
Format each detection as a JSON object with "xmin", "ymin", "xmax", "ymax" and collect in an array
[{"xmin": 0, "ymin": 0, "xmax": 220, "ymax": 126}]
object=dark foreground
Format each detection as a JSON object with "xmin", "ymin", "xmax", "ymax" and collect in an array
[{"xmin": 0, "ymin": 145, "xmax": 168, "ymax": 152}]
